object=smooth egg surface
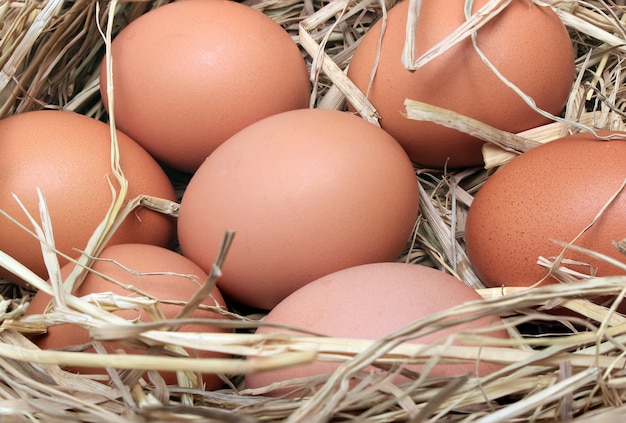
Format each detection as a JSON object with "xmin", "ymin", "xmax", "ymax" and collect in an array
[
  {"xmin": 100, "ymin": 0, "xmax": 311, "ymax": 173},
  {"xmin": 26, "ymin": 243, "xmax": 230, "ymax": 388},
  {"xmin": 177, "ymin": 108, "xmax": 419, "ymax": 310},
  {"xmin": 347, "ymin": 0, "xmax": 574, "ymax": 168},
  {"xmin": 245, "ymin": 262, "xmax": 507, "ymax": 396},
  {"xmin": 0, "ymin": 110, "xmax": 176, "ymax": 286}
]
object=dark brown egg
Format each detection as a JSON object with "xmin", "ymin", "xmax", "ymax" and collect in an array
[
  {"xmin": 0, "ymin": 110, "xmax": 177, "ymax": 286},
  {"xmin": 347, "ymin": 0, "xmax": 575, "ymax": 168}
]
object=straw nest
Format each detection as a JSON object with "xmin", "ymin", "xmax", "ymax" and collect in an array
[{"xmin": 2, "ymin": 0, "xmax": 626, "ymax": 421}]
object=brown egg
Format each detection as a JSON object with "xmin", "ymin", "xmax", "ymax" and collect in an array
[
  {"xmin": 25, "ymin": 243, "xmax": 230, "ymax": 388},
  {"xmin": 347, "ymin": 0, "xmax": 574, "ymax": 168},
  {"xmin": 0, "ymin": 110, "xmax": 176, "ymax": 286},
  {"xmin": 100, "ymin": 0, "xmax": 311, "ymax": 173},
  {"xmin": 177, "ymin": 108, "xmax": 419, "ymax": 310},
  {"xmin": 245, "ymin": 262, "xmax": 507, "ymax": 395},
  {"xmin": 465, "ymin": 131, "xmax": 626, "ymax": 289}
]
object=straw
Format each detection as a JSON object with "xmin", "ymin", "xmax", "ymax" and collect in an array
[{"xmin": 2, "ymin": 0, "xmax": 626, "ymax": 421}]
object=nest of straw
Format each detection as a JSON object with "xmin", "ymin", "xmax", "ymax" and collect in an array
[{"xmin": 2, "ymin": 0, "xmax": 626, "ymax": 421}]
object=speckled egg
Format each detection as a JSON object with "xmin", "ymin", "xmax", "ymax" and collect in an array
[
  {"xmin": 100, "ymin": 0, "xmax": 311, "ymax": 173},
  {"xmin": 465, "ymin": 131, "xmax": 626, "ymax": 288},
  {"xmin": 0, "ymin": 110, "xmax": 176, "ymax": 286},
  {"xmin": 177, "ymin": 108, "xmax": 419, "ymax": 310},
  {"xmin": 245, "ymin": 262, "xmax": 507, "ymax": 395},
  {"xmin": 26, "ymin": 243, "xmax": 230, "ymax": 388},
  {"xmin": 347, "ymin": 0, "xmax": 575, "ymax": 168}
]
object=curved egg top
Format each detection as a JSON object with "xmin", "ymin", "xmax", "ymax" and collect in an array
[{"xmin": 100, "ymin": 0, "xmax": 311, "ymax": 173}]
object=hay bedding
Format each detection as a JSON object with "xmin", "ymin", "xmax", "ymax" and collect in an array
[{"xmin": 1, "ymin": 0, "xmax": 626, "ymax": 421}]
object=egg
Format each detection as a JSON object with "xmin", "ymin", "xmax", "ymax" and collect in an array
[
  {"xmin": 100, "ymin": 0, "xmax": 311, "ymax": 173},
  {"xmin": 465, "ymin": 131, "xmax": 626, "ymax": 289},
  {"xmin": 245, "ymin": 262, "xmax": 507, "ymax": 395},
  {"xmin": 177, "ymin": 108, "xmax": 419, "ymax": 310},
  {"xmin": 0, "ymin": 110, "xmax": 177, "ymax": 286},
  {"xmin": 25, "ymin": 243, "xmax": 230, "ymax": 388},
  {"xmin": 347, "ymin": 0, "xmax": 574, "ymax": 168}
]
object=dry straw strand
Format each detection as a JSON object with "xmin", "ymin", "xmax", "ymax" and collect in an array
[{"xmin": 2, "ymin": 0, "xmax": 626, "ymax": 421}]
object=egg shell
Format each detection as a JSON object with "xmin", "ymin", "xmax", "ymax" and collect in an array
[
  {"xmin": 245, "ymin": 262, "xmax": 507, "ymax": 395},
  {"xmin": 465, "ymin": 131, "xmax": 626, "ymax": 289},
  {"xmin": 177, "ymin": 108, "xmax": 419, "ymax": 310},
  {"xmin": 0, "ymin": 110, "xmax": 176, "ymax": 286},
  {"xmin": 347, "ymin": 0, "xmax": 574, "ymax": 168},
  {"xmin": 100, "ymin": 0, "xmax": 311, "ymax": 173},
  {"xmin": 25, "ymin": 243, "xmax": 230, "ymax": 388}
]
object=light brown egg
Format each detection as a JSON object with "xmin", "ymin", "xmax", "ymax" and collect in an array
[
  {"xmin": 465, "ymin": 131, "xmax": 626, "ymax": 289},
  {"xmin": 26, "ymin": 243, "xmax": 230, "ymax": 388},
  {"xmin": 347, "ymin": 0, "xmax": 574, "ymax": 168},
  {"xmin": 0, "ymin": 110, "xmax": 176, "ymax": 286},
  {"xmin": 100, "ymin": 0, "xmax": 311, "ymax": 173},
  {"xmin": 245, "ymin": 262, "xmax": 507, "ymax": 396},
  {"xmin": 177, "ymin": 108, "xmax": 419, "ymax": 310}
]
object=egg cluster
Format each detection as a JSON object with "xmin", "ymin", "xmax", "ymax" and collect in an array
[{"xmin": 6, "ymin": 0, "xmax": 618, "ymax": 395}]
